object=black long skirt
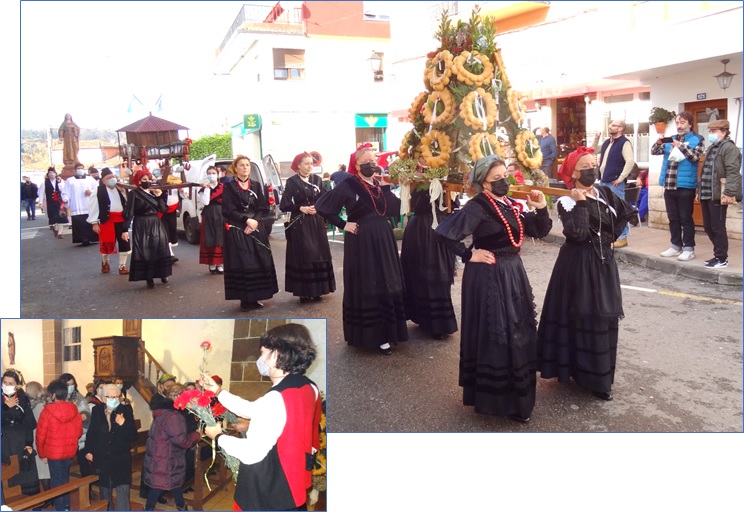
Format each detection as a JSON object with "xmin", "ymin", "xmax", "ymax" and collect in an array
[
  {"xmin": 71, "ymin": 214, "xmax": 98, "ymax": 244},
  {"xmin": 223, "ymin": 226, "xmax": 278, "ymax": 302},
  {"xmin": 401, "ymin": 213, "xmax": 457, "ymax": 336},
  {"xmin": 284, "ymin": 214, "xmax": 335, "ymax": 297},
  {"xmin": 537, "ymin": 241, "xmax": 622, "ymax": 394},
  {"xmin": 129, "ymin": 214, "xmax": 174, "ymax": 282},
  {"xmin": 459, "ymin": 253, "xmax": 538, "ymax": 418},
  {"xmin": 199, "ymin": 203, "xmax": 224, "ymax": 265},
  {"xmin": 342, "ymin": 215, "xmax": 408, "ymax": 350}
]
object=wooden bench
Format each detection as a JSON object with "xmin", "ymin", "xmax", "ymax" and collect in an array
[{"xmin": 2, "ymin": 454, "xmax": 107, "ymax": 511}]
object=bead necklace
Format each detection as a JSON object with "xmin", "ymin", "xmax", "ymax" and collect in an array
[
  {"xmin": 358, "ymin": 176, "xmax": 387, "ymax": 217},
  {"xmin": 483, "ymin": 192, "xmax": 524, "ymax": 248}
]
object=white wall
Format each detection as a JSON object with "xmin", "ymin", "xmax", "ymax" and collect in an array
[{"xmin": 1, "ymin": 319, "xmax": 44, "ymax": 386}]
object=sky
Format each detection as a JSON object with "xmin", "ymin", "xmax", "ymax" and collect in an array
[{"xmin": 19, "ymin": 1, "xmax": 272, "ymax": 135}]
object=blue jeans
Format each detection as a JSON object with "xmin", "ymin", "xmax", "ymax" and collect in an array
[
  {"xmin": 48, "ymin": 457, "xmax": 72, "ymax": 511},
  {"xmin": 24, "ymin": 198, "xmax": 37, "ymax": 218},
  {"xmin": 144, "ymin": 487, "xmax": 185, "ymax": 510},
  {"xmin": 601, "ymin": 180, "xmax": 629, "ymax": 240}
]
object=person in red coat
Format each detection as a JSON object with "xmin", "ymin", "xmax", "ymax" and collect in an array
[
  {"xmin": 142, "ymin": 383, "xmax": 200, "ymax": 511},
  {"xmin": 36, "ymin": 379, "xmax": 83, "ymax": 511}
]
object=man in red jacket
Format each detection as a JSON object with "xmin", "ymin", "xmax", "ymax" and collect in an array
[{"xmin": 36, "ymin": 379, "xmax": 83, "ymax": 511}]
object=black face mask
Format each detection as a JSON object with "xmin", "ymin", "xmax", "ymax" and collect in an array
[
  {"xmin": 359, "ymin": 162, "xmax": 377, "ymax": 178},
  {"xmin": 140, "ymin": 181, "xmax": 151, "ymax": 189},
  {"xmin": 577, "ymin": 167, "xmax": 597, "ymax": 187},
  {"xmin": 489, "ymin": 178, "xmax": 510, "ymax": 197}
]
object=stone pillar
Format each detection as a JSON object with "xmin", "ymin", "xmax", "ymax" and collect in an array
[
  {"xmin": 229, "ymin": 319, "xmax": 288, "ymax": 400},
  {"xmin": 41, "ymin": 319, "xmax": 64, "ymax": 387}
]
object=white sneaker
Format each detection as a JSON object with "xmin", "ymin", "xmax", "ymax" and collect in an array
[
  {"xmin": 677, "ymin": 250, "xmax": 695, "ymax": 261},
  {"xmin": 660, "ymin": 247, "xmax": 682, "ymax": 257}
]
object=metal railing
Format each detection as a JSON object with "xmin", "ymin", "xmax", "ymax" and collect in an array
[{"xmin": 219, "ymin": 4, "xmax": 304, "ymax": 52}]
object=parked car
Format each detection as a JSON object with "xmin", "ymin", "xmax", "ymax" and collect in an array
[{"xmin": 177, "ymin": 154, "xmax": 283, "ymax": 243}]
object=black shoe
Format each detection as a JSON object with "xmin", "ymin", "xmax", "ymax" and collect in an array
[
  {"xmin": 432, "ymin": 333, "xmax": 444, "ymax": 340},
  {"xmin": 161, "ymin": 277, "xmax": 169, "ymax": 284},
  {"xmin": 300, "ymin": 296, "xmax": 310, "ymax": 304},
  {"xmin": 146, "ymin": 279, "xmax": 155, "ymax": 289},
  {"xmin": 81, "ymin": 240, "xmax": 91, "ymax": 246},
  {"xmin": 312, "ymin": 296, "xmax": 322, "ymax": 302},
  {"xmin": 592, "ymin": 391, "xmax": 613, "ymax": 401},
  {"xmin": 172, "ymin": 257, "xmax": 179, "ymax": 263},
  {"xmin": 379, "ymin": 346, "xmax": 393, "ymax": 356},
  {"xmin": 241, "ymin": 300, "xmax": 264, "ymax": 311},
  {"xmin": 508, "ymin": 414, "xmax": 530, "ymax": 423}
]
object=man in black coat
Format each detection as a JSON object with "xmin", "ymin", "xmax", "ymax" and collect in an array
[{"xmin": 21, "ymin": 176, "xmax": 39, "ymax": 220}]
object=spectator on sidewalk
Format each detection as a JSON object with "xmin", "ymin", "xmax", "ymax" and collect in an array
[
  {"xmin": 637, "ymin": 169, "xmax": 649, "ymax": 222},
  {"xmin": 21, "ymin": 176, "xmax": 39, "ymax": 221},
  {"xmin": 330, "ymin": 164, "xmax": 349, "ymax": 186},
  {"xmin": 539, "ymin": 127, "xmax": 557, "ymax": 179},
  {"xmin": 652, "ymin": 111, "xmax": 704, "ymax": 262},
  {"xmin": 698, "ymin": 119, "xmax": 742, "ymax": 269},
  {"xmin": 598, "ymin": 119, "xmax": 635, "ymax": 248}
]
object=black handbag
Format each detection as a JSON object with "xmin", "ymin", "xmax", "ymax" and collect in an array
[{"xmin": 58, "ymin": 209, "xmax": 69, "ymax": 224}]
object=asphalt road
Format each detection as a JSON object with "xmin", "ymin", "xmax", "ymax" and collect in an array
[{"xmin": 21, "ymin": 212, "xmax": 743, "ymax": 432}]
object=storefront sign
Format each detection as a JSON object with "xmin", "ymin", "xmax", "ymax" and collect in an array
[
  {"xmin": 243, "ymin": 114, "xmax": 262, "ymax": 133},
  {"xmin": 355, "ymin": 114, "xmax": 388, "ymax": 128}
]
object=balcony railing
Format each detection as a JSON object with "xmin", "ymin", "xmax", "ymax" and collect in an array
[{"xmin": 219, "ymin": 3, "xmax": 305, "ymax": 52}]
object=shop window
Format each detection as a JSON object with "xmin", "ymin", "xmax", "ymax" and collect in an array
[
  {"xmin": 63, "ymin": 326, "xmax": 81, "ymax": 362},
  {"xmin": 273, "ymin": 48, "xmax": 305, "ymax": 81}
]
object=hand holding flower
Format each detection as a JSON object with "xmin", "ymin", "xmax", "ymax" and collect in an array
[
  {"xmin": 199, "ymin": 373, "xmax": 220, "ymax": 393},
  {"xmin": 204, "ymin": 423, "xmax": 222, "ymax": 440}
]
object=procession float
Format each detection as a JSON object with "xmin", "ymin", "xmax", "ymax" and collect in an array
[{"xmin": 389, "ymin": 6, "xmax": 564, "ymax": 220}]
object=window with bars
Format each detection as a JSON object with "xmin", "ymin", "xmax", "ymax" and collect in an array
[
  {"xmin": 273, "ymin": 48, "xmax": 305, "ymax": 80},
  {"xmin": 63, "ymin": 326, "xmax": 81, "ymax": 362}
]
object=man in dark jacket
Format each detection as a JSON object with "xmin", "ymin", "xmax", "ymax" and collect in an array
[
  {"xmin": 21, "ymin": 176, "xmax": 39, "ymax": 220},
  {"xmin": 84, "ymin": 384, "xmax": 138, "ymax": 511},
  {"xmin": 36, "ymin": 380, "xmax": 83, "ymax": 512}
]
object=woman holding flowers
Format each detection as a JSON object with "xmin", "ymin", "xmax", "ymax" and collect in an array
[
  {"xmin": 435, "ymin": 155, "xmax": 552, "ymax": 422},
  {"xmin": 279, "ymin": 152, "xmax": 336, "ymax": 303},
  {"xmin": 315, "ymin": 145, "xmax": 408, "ymax": 355},
  {"xmin": 221, "ymin": 155, "xmax": 279, "ymax": 311},
  {"xmin": 203, "ymin": 323, "xmax": 322, "ymax": 511},
  {"xmin": 142, "ymin": 383, "xmax": 200, "ymax": 511}
]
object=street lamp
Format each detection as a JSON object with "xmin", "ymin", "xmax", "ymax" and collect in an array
[
  {"xmin": 714, "ymin": 59, "xmax": 735, "ymax": 91},
  {"xmin": 368, "ymin": 51, "xmax": 383, "ymax": 81}
]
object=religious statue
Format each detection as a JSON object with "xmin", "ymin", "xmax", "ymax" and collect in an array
[
  {"xmin": 58, "ymin": 113, "xmax": 80, "ymax": 166},
  {"xmin": 7, "ymin": 331, "xmax": 15, "ymax": 365}
]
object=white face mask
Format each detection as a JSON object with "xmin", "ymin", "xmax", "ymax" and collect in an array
[
  {"xmin": 256, "ymin": 354, "xmax": 271, "ymax": 377},
  {"xmin": 2, "ymin": 385, "xmax": 17, "ymax": 396}
]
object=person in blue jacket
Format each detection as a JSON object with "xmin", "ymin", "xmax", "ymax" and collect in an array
[{"xmin": 651, "ymin": 111, "xmax": 704, "ymax": 262}]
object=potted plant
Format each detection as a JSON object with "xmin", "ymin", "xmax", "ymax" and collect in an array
[{"xmin": 649, "ymin": 107, "xmax": 676, "ymax": 134}]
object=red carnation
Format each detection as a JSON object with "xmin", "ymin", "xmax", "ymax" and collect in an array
[
  {"xmin": 211, "ymin": 402, "xmax": 227, "ymax": 418},
  {"xmin": 200, "ymin": 340, "xmax": 212, "ymax": 350},
  {"xmin": 197, "ymin": 394, "xmax": 212, "ymax": 407}
]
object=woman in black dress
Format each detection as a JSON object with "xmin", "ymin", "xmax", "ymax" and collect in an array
[
  {"xmin": 198, "ymin": 165, "xmax": 225, "ymax": 274},
  {"xmin": 41, "ymin": 166, "xmax": 67, "ymax": 239},
  {"xmin": 435, "ymin": 156, "xmax": 552, "ymax": 422},
  {"xmin": 2, "ymin": 369, "xmax": 39, "ymax": 496},
  {"xmin": 400, "ymin": 187, "xmax": 457, "ymax": 339},
  {"xmin": 315, "ymin": 146, "xmax": 408, "ymax": 355},
  {"xmin": 124, "ymin": 170, "xmax": 174, "ymax": 288},
  {"xmin": 221, "ymin": 155, "xmax": 279, "ymax": 311},
  {"xmin": 280, "ymin": 152, "xmax": 336, "ymax": 303},
  {"xmin": 537, "ymin": 148, "xmax": 637, "ymax": 401}
]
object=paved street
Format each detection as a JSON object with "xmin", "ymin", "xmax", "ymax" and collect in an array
[{"xmin": 21, "ymin": 209, "xmax": 743, "ymax": 433}]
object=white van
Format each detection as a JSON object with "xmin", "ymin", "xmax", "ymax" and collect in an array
[{"xmin": 177, "ymin": 154, "xmax": 283, "ymax": 243}]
